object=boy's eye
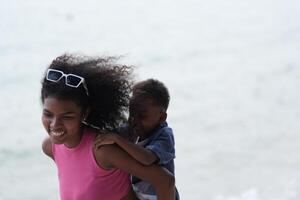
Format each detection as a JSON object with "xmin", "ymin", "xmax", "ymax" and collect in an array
[{"xmin": 138, "ymin": 113, "xmax": 147, "ymax": 119}]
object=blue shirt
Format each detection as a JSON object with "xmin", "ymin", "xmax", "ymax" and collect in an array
[
  {"xmin": 131, "ymin": 122, "xmax": 176, "ymax": 196},
  {"xmin": 118, "ymin": 122, "xmax": 179, "ymax": 199},
  {"xmin": 118, "ymin": 122, "xmax": 175, "ymax": 172},
  {"xmin": 143, "ymin": 122, "xmax": 175, "ymax": 174}
]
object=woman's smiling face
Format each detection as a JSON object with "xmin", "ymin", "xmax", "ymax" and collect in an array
[{"xmin": 42, "ymin": 97, "xmax": 85, "ymax": 148}]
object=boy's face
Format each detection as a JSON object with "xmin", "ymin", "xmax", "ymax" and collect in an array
[{"xmin": 129, "ymin": 97, "xmax": 166, "ymax": 139}]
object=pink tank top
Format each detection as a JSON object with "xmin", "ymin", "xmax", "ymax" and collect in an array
[{"xmin": 52, "ymin": 129, "xmax": 131, "ymax": 200}]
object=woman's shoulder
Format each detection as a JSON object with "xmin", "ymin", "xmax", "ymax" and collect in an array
[
  {"xmin": 42, "ymin": 136, "xmax": 53, "ymax": 159},
  {"xmin": 93, "ymin": 143, "xmax": 122, "ymax": 169}
]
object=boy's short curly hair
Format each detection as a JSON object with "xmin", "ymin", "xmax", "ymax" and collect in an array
[
  {"xmin": 132, "ymin": 79, "xmax": 170, "ymax": 111},
  {"xmin": 41, "ymin": 53, "xmax": 133, "ymax": 131}
]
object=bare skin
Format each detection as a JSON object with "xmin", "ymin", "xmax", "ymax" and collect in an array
[
  {"xmin": 42, "ymin": 97, "xmax": 175, "ymax": 200},
  {"xmin": 94, "ymin": 133, "xmax": 158, "ymax": 165},
  {"xmin": 42, "ymin": 137, "xmax": 175, "ymax": 200},
  {"xmin": 94, "ymin": 98, "xmax": 167, "ymax": 165},
  {"xmin": 93, "ymin": 143, "xmax": 175, "ymax": 200}
]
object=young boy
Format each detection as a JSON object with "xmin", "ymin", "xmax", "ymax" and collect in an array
[{"xmin": 94, "ymin": 79, "xmax": 179, "ymax": 200}]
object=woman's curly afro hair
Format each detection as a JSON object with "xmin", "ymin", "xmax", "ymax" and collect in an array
[{"xmin": 41, "ymin": 54, "xmax": 134, "ymax": 132}]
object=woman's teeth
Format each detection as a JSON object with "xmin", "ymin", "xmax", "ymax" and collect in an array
[{"xmin": 51, "ymin": 131, "xmax": 65, "ymax": 136}]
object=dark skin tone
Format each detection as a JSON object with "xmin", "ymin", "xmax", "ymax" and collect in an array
[
  {"xmin": 94, "ymin": 98, "xmax": 167, "ymax": 165},
  {"xmin": 42, "ymin": 97, "xmax": 175, "ymax": 200}
]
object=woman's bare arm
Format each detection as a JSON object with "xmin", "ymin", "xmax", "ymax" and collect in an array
[
  {"xmin": 42, "ymin": 137, "xmax": 53, "ymax": 160},
  {"xmin": 94, "ymin": 144, "xmax": 175, "ymax": 200}
]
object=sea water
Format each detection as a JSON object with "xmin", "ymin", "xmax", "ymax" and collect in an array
[{"xmin": 0, "ymin": 0, "xmax": 299, "ymax": 199}]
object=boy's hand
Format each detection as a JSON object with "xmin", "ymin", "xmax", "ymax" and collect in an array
[{"xmin": 94, "ymin": 133, "xmax": 118, "ymax": 149}]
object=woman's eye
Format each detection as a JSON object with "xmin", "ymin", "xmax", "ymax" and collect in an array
[
  {"xmin": 43, "ymin": 112, "xmax": 52, "ymax": 118},
  {"xmin": 62, "ymin": 116, "xmax": 74, "ymax": 120}
]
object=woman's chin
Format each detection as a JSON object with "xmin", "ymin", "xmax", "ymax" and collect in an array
[{"xmin": 50, "ymin": 135, "xmax": 66, "ymax": 144}]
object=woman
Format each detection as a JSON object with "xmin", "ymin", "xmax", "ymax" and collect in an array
[{"xmin": 41, "ymin": 54, "xmax": 175, "ymax": 200}]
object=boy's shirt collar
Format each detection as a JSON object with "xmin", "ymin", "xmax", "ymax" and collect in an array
[{"xmin": 137, "ymin": 121, "xmax": 168, "ymax": 143}]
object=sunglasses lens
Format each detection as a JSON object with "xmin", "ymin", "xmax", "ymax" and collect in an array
[
  {"xmin": 47, "ymin": 70, "xmax": 63, "ymax": 81},
  {"xmin": 66, "ymin": 75, "xmax": 82, "ymax": 87}
]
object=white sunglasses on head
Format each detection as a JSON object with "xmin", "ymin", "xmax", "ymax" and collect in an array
[{"xmin": 46, "ymin": 69, "xmax": 89, "ymax": 96}]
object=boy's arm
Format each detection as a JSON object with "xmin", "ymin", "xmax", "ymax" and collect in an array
[{"xmin": 94, "ymin": 133, "xmax": 158, "ymax": 165}]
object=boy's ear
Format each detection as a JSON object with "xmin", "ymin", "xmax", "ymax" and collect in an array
[{"xmin": 159, "ymin": 112, "xmax": 167, "ymax": 122}]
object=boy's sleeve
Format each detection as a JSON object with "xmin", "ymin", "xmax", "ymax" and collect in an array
[{"xmin": 146, "ymin": 128, "xmax": 175, "ymax": 165}]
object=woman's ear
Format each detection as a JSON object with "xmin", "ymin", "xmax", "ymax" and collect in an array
[{"xmin": 159, "ymin": 112, "xmax": 167, "ymax": 123}]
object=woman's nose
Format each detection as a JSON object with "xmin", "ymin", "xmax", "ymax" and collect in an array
[{"xmin": 50, "ymin": 117, "xmax": 62, "ymax": 129}]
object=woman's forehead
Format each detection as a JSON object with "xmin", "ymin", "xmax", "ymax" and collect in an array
[{"xmin": 43, "ymin": 97, "xmax": 82, "ymax": 112}]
